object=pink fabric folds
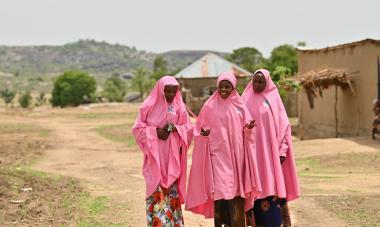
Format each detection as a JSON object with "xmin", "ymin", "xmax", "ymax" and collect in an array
[
  {"xmin": 186, "ymin": 72, "xmax": 261, "ymax": 218},
  {"xmin": 241, "ymin": 69, "xmax": 300, "ymax": 202},
  {"xmin": 132, "ymin": 76, "xmax": 193, "ymax": 204}
]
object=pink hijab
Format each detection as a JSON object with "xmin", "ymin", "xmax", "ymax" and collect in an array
[
  {"xmin": 186, "ymin": 72, "xmax": 261, "ymax": 218},
  {"xmin": 242, "ymin": 69, "xmax": 300, "ymax": 201},
  {"xmin": 132, "ymin": 76, "xmax": 193, "ymax": 203}
]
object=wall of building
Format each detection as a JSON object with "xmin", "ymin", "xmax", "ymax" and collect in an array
[{"xmin": 298, "ymin": 42, "xmax": 380, "ymax": 138}]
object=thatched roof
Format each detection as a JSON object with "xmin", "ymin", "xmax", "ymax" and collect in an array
[{"xmin": 297, "ymin": 68, "xmax": 359, "ymax": 108}]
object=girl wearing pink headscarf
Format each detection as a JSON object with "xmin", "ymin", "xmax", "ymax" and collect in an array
[
  {"xmin": 132, "ymin": 76, "xmax": 193, "ymax": 227},
  {"xmin": 242, "ymin": 69, "xmax": 300, "ymax": 227},
  {"xmin": 186, "ymin": 72, "xmax": 261, "ymax": 226}
]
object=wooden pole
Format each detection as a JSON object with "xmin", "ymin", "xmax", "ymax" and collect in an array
[
  {"xmin": 377, "ymin": 55, "xmax": 380, "ymax": 100},
  {"xmin": 335, "ymin": 85, "xmax": 338, "ymax": 138}
]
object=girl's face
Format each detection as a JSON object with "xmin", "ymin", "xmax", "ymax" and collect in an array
[
  {"xmin": 164, "ymin": 85, "xmax": 178, "ymax": 103},
  {"xmin": 252, "ymin": 72, "xmax": 267, "ymax": 93},
  {"xmin": 218, "ymin": 80, "xmax": 233, "ymax": 99}
]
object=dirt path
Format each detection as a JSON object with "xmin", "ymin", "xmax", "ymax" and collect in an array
[
  {"xmin": 5, "ymin": 106, "xmax": 363, "ymax": 226},
  {"xmin": 31, "ymin": 113, "xmax": 213, "ymax": 226}
]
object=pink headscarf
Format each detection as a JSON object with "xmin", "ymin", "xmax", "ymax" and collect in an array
[
  {"xmin": 186, "ymin": 72, "xmax": 261, "ymax": 218},
  {"xmin": 242, "ymin": 69, "xmax": 300, "ymax": 201},
  {"xmin": 132, "ymin": 76, "xmax": 193, "ymax": 203}
]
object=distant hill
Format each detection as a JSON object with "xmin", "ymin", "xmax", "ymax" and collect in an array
[{"xmin": 0, "ymin": 40, "xmax": 228, "ymax": 77}]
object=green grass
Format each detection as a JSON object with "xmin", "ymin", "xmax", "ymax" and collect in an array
[
  {"xmin": 0, "ymin": 123, "xmax": 49, "ymax": 137},
  {"xmin": 87, "ymin": 196, "xmax": 108, "ymax": 215},
  {"xmin": 296, "ymin": 152, "xmax": 380, "ymax": 174},
  {"xmin": 298, "ymin": 172, "xmax": 341, "ymax": 180},
  {"xmin": 76, "ymin": 112, "xmax": 137, "ymax": 120},
  {"xmin": 95, "ymin": 123, "xmax": 136, "ymax": 148},
  {"xmin": 76, "ymin": 194, "xmax": 127, "ymax": 227}
]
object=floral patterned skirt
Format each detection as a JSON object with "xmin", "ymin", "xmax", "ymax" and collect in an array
[{"xmin": 146, "ymin": 183, "xmax": 184, "ymax": 227}]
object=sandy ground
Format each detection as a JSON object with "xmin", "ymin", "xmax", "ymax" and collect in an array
[{"xmin": 2, "ymin": 103, "xmax": 379, "ymax": 226}]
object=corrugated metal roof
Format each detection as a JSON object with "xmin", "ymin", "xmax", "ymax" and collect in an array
[{"xmin": 174, "ymin": 53, "xmax": 251, "ymax": 78}]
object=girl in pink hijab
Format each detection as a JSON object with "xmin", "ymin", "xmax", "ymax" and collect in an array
[
  {"xmin": 132, "ymin": 76, "xmax": 193, "ymax": 227},
  {"xmin": 242, "ymin": 69, "xmax": 300, "ymax": 227},
  {"xmin": 186, "ymin": 72, "xmax": 261, "ymax": 226}
]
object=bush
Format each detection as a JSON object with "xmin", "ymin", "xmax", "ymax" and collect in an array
[
  {"xmin": 51, "ymin": 70, "xmax": 96, "ymax": 107},
  {"xmin": 0, "ymin": 88, "xmax": 16, "ymax": 106},
  {"xmin": 35, "ymin": 92, "xmax": 47, "ymax": 107},
  {"xmin": 18, "ymin": 92, "xmax": 32, "ymax": 108},
  {"xmin": 101, "ymin": 76, "xmax": 127, "ymax": 102}
]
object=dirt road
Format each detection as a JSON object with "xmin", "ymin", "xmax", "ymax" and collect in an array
[{"xmin": 6, "ymin": 104, "xmax": 376, "ymax": 226}]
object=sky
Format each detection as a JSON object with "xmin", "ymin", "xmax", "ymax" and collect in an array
[{"xmin": 0, "ymin": 0, "xmax": 379, "ymax": 57}]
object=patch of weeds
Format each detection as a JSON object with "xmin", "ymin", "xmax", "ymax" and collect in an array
[
  {"xmin": 95, "ymin": 123, "xmax": 136, "ymax": 148},
  {"xmin": 0, "ymin": 167, "xmax": 83, "ymax": 226},
  {"xmin": 298, "ymin": 173, "xmax": 341, "ymax": 180},
  {"xmin": 317, "ymin": 194, "xmax": 380, "ymax": 227},
  {"xmin": 296, "ymin": 152, "xmax": 380, "ymax": 174},
  {"xmin": 77, "ymin": 194, "xmax": 127, "ymax": 227},
  {"xmin": 0, "ymin": 123, "xmax": 49, "ymax": 137},
  {"xmin": 76, "ymin": 112, "xmax": 137, "ymax": 120}
]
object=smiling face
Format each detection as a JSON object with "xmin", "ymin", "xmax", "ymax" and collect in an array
[
  {"xmin": 252, "ymin": 72, "xmax": 267, "ymax": 93},
  {"xmin": 218, "ymin": 80, "xmax": 234, "ymax": 99},
  {"xmin": 164, "ymin": 85, "xmax": 178, "ymax": 103}
]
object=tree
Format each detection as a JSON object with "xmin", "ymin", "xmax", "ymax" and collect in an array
[
  {"xmin": 51, "ymin": 70, "xmax": 96, "ymax": 107},
  {"xmin": 297, "ymin": 41, "xmax": 307, "ymax": 47},
  {"xmin": 0, "ymin": 88, "xmax": 16, "ymax": 106},
  {"xmin": 131, "ymin": 67, "xmax": 154, "ymax": 101},
  {"xmin": 35, "ymin": 92, "xmax": 47, "ymax": 107},
  {"xmin": 271, "ymin": 66, "xmax": 292, "ymax": 82},
  {"xmin": 18, "ymin": 92, "xmax": 32, "ymax": 108},
  {"xmin": 102, "ymin": 76, "xmax": 127, "ymax": 102},
  {"xmin": 227, "ymin": 47, "xmax": 264, "ymax": 73},
  {"xmin": 152, "ymin": 56, "xmax": 168, "ymax": 80},
  {"xmin": 271, "ymin": 66, "xmax": 300, "ymax": 101},
  {"xmin": 267, "ymin": 44, "xmax": 298, "ymax": 74}
]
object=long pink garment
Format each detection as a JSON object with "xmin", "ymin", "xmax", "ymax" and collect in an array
[
  {"xmin": 186, "ymin": 73, "xmax": 261, "ymax": 218},
  {"xmin": 241, "ymin": 69, "xmax": 300, "ymax": 202},
  {"xmin": 132, "ymin": 76, "xmax": 193, "ymax": 203}
]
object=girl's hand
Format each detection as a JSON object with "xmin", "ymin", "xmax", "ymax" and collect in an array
[
  {"xmin": 200, "ymin": 128, "xmax": 210, "ymax": 136},
  {"xmin": 156, "ymin": 127, "xmax": 169, "ymax": 140},
  {"xmin": 164, "ymin": 123, "xmax": 177, "ymax": 133},
  {"xmin": 246, "ymin": 120, "xmax": 256, "ymax": 129}
]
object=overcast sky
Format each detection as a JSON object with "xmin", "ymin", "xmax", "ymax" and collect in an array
[{"xmin": 0, "ymin": 0, "xmax": 379, "ymax": 56}]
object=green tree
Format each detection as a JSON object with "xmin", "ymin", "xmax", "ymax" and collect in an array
[
  {"xmin": 51, "ymin": 70, "xmax": 96, "ymax": 107},
  {"xmin": 102, "ymin": 76, "xmax": 127, "ymax": 102},
  {"xmin": 271, "ymin": 66, "xmax": 292, "ymax": 82},
  {"xmin": 271, "ymin": 66, "xmax": 300, "ymax": 101},
  {"xmin": 18, "ymin": 92, "xmax": 32, "ymax": 108},
  {"xmin": 267, "ymin": 44, "xmax": 298, "ymax": 74},
  {"xmin": 227, "ymin": 47, "xmax": 264, "ymax": 73},
  {"xmin": 297, "ymin": 41, "xmax": 307, "ymax": 47},
  {"xmin": 0, "ymin": 88, "xmax": 16, "ymax": 106},
  {"xmin": 152, "ymin": 56, "xmax": 168, "ymax": 80},
  {"xmin": 35, "ymin": 92, "xmax": 47, "ymax": 107},
  {"xmin": 131, "ymin": 67, "xmax": 154, "ymax": 101}
]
